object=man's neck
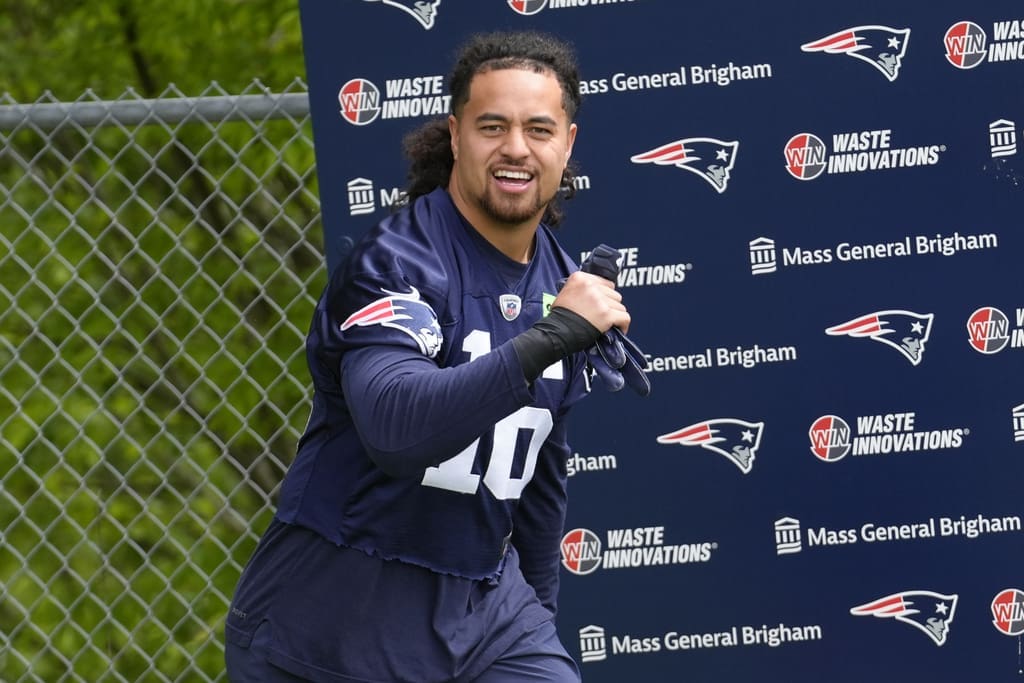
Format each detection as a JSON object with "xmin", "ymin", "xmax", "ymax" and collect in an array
[
  {"xmin": 472, "ymin": 224, "xmax": 536, "ymax": 264},
  {"xmin": 447, "ymin": 191, "xmax": 539, "ymax": 264}
]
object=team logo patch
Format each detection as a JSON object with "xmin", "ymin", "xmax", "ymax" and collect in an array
[
  {"xmin": 826, "ymin": 309, "xmax": 933, "ymax": 365},
  {"xmin": 656, "ymin": 418, "xmax": 764, "ymax": 474},
  {"xmin": 991, "ymin": 589, "xmax": 1024, "ymax": 636},
  {"xmin": 499, "ymin": 294, "xmax": 522, "ymax": 321},
  {"xmin": 631, "ymin": 137, "xmax": 739, "ymax": 193},
  {"xmin": 362, "ymin": 0, "xmax": 441, "ymax": 30},
  {"xmin": 851, "ymin": 591, "xmax": 958, "ymax": 646},
  {"xmin": 801, "ymin": 25, "xmax": 911, "ymax": 81},
  {"xmin": 341, "ymin": 286, "xmax": 443, "ymax": 358}
]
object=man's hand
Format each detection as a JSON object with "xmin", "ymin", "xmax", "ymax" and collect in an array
[
  {"xmin": 578, "ymin": 244, "xmax": 651, "ymax": 396},
  {"xmin": 550, "ymin": 271, "xmax": 630, "ymax": 335}
]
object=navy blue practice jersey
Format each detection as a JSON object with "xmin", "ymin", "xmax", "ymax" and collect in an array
[{"xmin": 275, "ymin": 188, "xmax": 589, "ymax": 602}]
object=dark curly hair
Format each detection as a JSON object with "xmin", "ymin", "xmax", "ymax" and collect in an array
[{"xmin": 402, "ymin": 31, "xmax": 582, "ymax": 226}]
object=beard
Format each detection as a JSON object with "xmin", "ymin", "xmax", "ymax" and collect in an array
[{"xmin": 477, "ymin": 183, "xmax": 557, "ymax": 226}]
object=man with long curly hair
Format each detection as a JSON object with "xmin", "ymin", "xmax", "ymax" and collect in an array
[{"xmin": 226, "ymin": 31, "xmax": 631, "ymax": 682}]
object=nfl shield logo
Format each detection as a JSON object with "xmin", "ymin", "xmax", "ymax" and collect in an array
[{"xmin": 500, "ymin": 294, "xmax": 522, "ymax": 321}]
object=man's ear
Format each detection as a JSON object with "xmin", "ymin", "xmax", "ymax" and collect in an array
[
  {"xmin": 448, "ymin": 114, "xmax": 459, "ymax": 159},
  {"xmin": 565, "ymin": 122, "xmax": 578, "ymax": 166}
]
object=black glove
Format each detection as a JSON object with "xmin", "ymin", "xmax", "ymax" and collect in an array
[{"xmin": 579, "ymin": 244, "xmax": 651, "ymax": 397}]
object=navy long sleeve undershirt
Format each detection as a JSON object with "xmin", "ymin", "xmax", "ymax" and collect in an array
[{"xmin": 340, "ymin": 340, "xmax": 535, "ymax": 477}]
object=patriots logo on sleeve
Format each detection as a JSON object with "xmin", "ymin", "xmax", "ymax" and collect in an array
[
  {"xmin": 801, "ymin": 26, "xmax": 911, "ymax": 82},
  {"xmin": 850, "ymin": 591, "xmax": 958, "ymax": 646},
  {"xmin": 341, "ymin": 286, "xmax": 443, "ymax": 358},
  {"xmin": 825, "ymin": 310, "xmax": 933, "ymax": 366},
  {"xmin": 656, "ymin": 418, "xmax": 764, "ymax": 474},
  {"xmin": 630, "ymin": 137, "xmax": 739, "ymax": 193}
]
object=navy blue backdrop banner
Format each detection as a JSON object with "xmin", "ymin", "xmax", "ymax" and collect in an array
[{"xmin": 297, "ymin": 2, "xmax": 1024, "ymax": 681}]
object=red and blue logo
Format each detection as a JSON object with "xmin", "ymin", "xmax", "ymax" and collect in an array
[
  {"xmin": 826, "ymin": 310, "xmax": 933, "ymax": 365},
  {"xmin": 851, "ymin": 590, "xmax": 958, "ymax": 646},
  {"xmin": 341, "ymin": 286, "xmax": 443, "ymax": 358},
  {"xmin": 802, "ymin": 25, "xmax": 911, "ymax": 81}
]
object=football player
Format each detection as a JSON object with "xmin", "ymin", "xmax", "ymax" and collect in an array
[{"xmin": 225, "ymin": 31, "xmax": 632, "ymax": 682}]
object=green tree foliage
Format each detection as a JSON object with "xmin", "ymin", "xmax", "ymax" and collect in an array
[
  {"xmin": 0, "ymin": 2, "xmax": 324, "ymax": 679},
  {"xmin": 0, "ymin": 0, "xmax": 306, "ymax": 100}
]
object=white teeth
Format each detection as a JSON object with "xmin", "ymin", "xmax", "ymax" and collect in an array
[{"xmin": 495, "ymin": 170, "xmax": 531, "ymax": 180}]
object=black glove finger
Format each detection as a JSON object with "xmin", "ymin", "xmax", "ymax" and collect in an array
[{"xmin": 580, "ymin": 244, "xmax": 621, "ymax": 281}]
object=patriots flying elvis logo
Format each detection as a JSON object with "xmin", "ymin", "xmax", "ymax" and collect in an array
[
  {"xmin": 341, "ymin": 286, "xmax": 443, "ymax": 358},
  {"xmin": 630, "ymin": 138, "xmax": 739, "ymax": 193},
  {"xmin": 801, "ymin": 25, "xmax": 911, "ymax": 82},
  {"xmin": 826, "ymin": 310, "xmax": 933, "ymax": 366},
  {"xmin": 362, "ymin": 0, "xmax": 441, "ymax": 30},
  {"xmin": 850, "ymin": 591, "xmax": 958, "ymax": 646},
  {"xmin": 657, "ymin": 418, "xmax": 764, "ymax": 474}
]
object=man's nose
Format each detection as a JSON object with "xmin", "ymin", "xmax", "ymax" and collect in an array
[{"xmin": 500, "ymin": 127, "xmax": 529, "ymax": 158}]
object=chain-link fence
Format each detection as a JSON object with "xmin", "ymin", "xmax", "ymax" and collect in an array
[{"xmin": 0, "ymin": 79, "xmax": 325, "ymax": 682}]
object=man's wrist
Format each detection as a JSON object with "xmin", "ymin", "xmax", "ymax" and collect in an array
[{"xmin": 512, "ymin": 307, "xmax": 601, "ymax": 382}]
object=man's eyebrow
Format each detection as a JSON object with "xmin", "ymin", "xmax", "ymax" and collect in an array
[
  {"xmin": 474, "ymin": 112, "xmax": 509, "ymax": 124},
  {"xmin": 525, "ymin": 115, "xmax": 558, "ymax": 127},
  {"xmin": 474, "ymin": 112, "xmax": 559, "ymax": 126}
]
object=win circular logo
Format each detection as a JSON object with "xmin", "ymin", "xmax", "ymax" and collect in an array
[
  {"xmin": 561, "ymin": 528, "xmax": 602, "ymax": 575},
  {"xmin": 991, "ymin": 589, "xmax": 1024, "ymax": 636},
  {"xmin": 338, "ymin": 78, "xmax": 381, "ymax": 126},
  {"xmin": 809, "ymin": 415, "xmax": 851, "ymax": 462},
  {"xmin": 944, "ymin": 21, "xmax": 987, "ymax": 69},
  {"xmin": 967, "ymin": 306, "xmax": 1009, "ymax": 354},
  {"xmin": 507, "ymin": 0, "xmax": 547, "ymax": 15},
  {"xmin": 784, "ymin": 133, "xmax": 827, "ymax": 180}
]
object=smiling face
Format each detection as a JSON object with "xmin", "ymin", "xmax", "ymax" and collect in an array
[{"xmin": 447, "ymin": 67, "xmax": 577, "ymax": 257}]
